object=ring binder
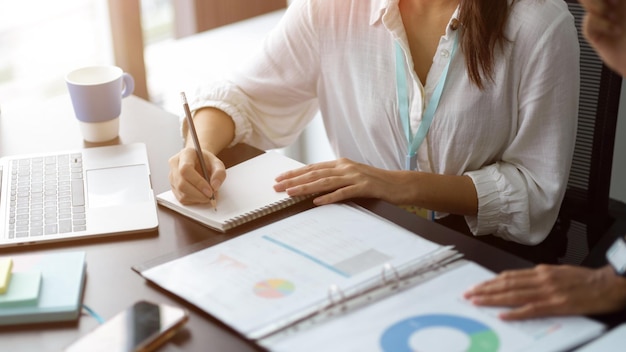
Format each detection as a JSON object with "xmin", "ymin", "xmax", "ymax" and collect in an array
[
  {"xmin": 258, "ymin": 257, "xmax": 466, "ymax": 346},
  {"xmin": 136, "ymin": 203, "xmax": 607, "ymax": 352},
  {"xmin": 326, "ymin": 284, "xmax": 346, "ymax": 307},
  {"xmin": 380, "ymin": 263, "xmax": 400, "ymax": 287}
]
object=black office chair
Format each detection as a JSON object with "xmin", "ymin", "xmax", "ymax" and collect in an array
[{"xmin": 552, "ymin": 0, "xmax": 623, "ymax": 264}]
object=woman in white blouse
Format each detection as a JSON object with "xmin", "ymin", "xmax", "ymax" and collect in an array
[
  {"xmin": 465, "ymin": 0, "xmax": 626, "ymax": 321},
  {"xmin": 169, "ymin": 0, "xmax": 579, "ymax": 261}
]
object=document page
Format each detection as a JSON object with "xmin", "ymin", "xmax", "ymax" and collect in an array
[
  {"xmin": 141, "ymin": 203, "xmax": 442, "ymax": 336},
  {"xmin": 265, "ymin": 261, "xmax": 605, "ymax": 352}
]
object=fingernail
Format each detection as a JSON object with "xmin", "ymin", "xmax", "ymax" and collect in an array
[
  {"xmin": 202, "ymin": 187, "xmax": 214, "ymax": 198},
  {"xmin": 498, "ymin": 312, "xmax": 510, "ymax": 320}
]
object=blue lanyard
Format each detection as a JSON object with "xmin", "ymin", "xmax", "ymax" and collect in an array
[{"xmin": 395, "ymin": 34, "xmax": 459, "ymax": 170}]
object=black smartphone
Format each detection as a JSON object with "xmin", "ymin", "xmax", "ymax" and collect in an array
[{"xmin": 64, "ymin": 301, "xmax": 189, "ymax": 352}]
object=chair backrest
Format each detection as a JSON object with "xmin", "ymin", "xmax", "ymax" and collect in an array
[{"xmin": 558, "ymin": 0, "xmax": 622, "ymax": 263}]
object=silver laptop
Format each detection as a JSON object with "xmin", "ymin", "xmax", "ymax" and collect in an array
[{"xmin": 0, "ymin": 143, "xmax": 158, "ymax": 248}]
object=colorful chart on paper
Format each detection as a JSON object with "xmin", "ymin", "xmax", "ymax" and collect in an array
[
  {"xmin": 380, "ymin": 314, "xmax": 500, "ymax": 352},
  {"xmin": 253, "ymin": 279, "xmax": 295, "ymax": 299}
]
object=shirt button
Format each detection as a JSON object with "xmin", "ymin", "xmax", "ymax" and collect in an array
[{"xmin": 441, "ymin": 49, "xmax": 450, "ymax": 58}]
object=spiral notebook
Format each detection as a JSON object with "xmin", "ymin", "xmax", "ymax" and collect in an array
[{"xmin": 156, "ymin": 151, "xmax": 311, "ymax": 232}]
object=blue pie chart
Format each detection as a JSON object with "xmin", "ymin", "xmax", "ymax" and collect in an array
[{"xmin": 380, "ymin": 314, "xmax": 500, "ymax": 352}]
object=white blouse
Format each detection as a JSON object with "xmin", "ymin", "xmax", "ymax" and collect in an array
[{"xmin": 190, "ymin": 0, "xmax": 580, "ymax": 245}]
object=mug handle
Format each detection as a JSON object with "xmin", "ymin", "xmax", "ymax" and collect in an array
[{"xmin": 121, "ymin": 73, "xmax": 135, "ymax": 98}]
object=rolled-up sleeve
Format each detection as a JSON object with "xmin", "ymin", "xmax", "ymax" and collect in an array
[
  {"xmin": 464, "ymin": 10, "xmax": 580, "ymax": 245},
  {"xmin": 189, "ymin": 0, "xmax": 321, "ymax": 151}
]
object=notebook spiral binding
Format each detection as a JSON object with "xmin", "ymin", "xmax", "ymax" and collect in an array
[
  {"xmin": 254, "ymin": 246, "xmax": 464, "ymax": 344},
  {"xmin": 222, "ymin": 195, "xmax": 310, "ymax": 230}
]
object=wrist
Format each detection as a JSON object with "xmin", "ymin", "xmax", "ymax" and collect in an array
[
  {"xmin": 598, "ymin": 265, "xmax": 626, "ymax": 311},
  {"xmin": 376, "ymin": 169, "xmax": 418, "ymax": 205},
  {"xmin": 403, "ymin": 172, "xmax": 477, "ymax": 216},
  {"xmin": 607, "ymin": 235, "xmax": 626, "ymax": 277}
]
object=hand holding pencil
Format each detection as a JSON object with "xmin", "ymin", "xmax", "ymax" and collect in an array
[{"xmin": 180, "ymin": 92, "xmax": 218, "ymax": 211}]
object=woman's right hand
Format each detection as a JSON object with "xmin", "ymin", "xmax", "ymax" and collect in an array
[{"xmin": 168, "ymin": 146, "xmax": 226, "ymax": 205}]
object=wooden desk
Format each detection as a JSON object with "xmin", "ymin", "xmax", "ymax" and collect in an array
[
  {"xmin": 0, "ymin": 95, "xmax": 535, "ymax": 351},
  {"xmin": 0, "ymin": 95, "xmax": 260, "ymax": 351}
]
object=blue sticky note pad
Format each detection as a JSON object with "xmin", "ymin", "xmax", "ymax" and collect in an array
[
  {"xmin": 0, "ymin": 271, "xmax": 42, "ymax": 308},
  {"xmin": 0, "ymin": 251, "xmax": 86, "ymax": 325},
  {"xmin": 0, "ymin": 258, "xmax": 12, "ymax": 294}
]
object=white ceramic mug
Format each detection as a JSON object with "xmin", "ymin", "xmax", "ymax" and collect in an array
[{"xmin": 66, "ymin": 66, "xmax": 134, "ymax": 142}]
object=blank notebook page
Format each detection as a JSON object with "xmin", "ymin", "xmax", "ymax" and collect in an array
[{"xmin": 157, "ymin": 151, "xmax": 308, "ymax": 231}]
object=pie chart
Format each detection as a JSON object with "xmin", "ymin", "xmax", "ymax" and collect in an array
[
  {"xmin": 380, "ymin": 314, "xmax": 500, "ymax": 352},
  {"xmin": 253, "ymin": 278, "xmax": 295, "ymax": 299}
]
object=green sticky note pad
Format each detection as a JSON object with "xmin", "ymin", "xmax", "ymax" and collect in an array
[
  {"xmin": 0, "ymin": 258, "xmax": 12, "ymax": 294},
  {"xmin": 0, "ymin": 271, "xmax": 42, "ymax": 308}
]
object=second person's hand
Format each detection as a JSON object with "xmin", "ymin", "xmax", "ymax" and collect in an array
[
  {"xmin": 580, "ymin": 0, "xmax": 626, "ymax": 76},
  {"xmin": 463, "ymin": 264, "xmax": 626, "ymax": 320}
]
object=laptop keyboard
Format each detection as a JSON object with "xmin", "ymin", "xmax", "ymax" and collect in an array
[{"xmin": 7, "ymin": 153, "xmax": 86, "ymax": 239}]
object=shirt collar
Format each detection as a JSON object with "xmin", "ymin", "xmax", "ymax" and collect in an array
[
  {"xmin": 373, "ymin": 1, "xmax": 462, "ymax": 40},
  {"xmin": 370, "ymin": 0, "xmax": 396, "ymax": 26}
]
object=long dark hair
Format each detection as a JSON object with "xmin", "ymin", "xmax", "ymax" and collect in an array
[{"xmin": 458, "ymin": 0, "xmax": 513, "ymax": 89}]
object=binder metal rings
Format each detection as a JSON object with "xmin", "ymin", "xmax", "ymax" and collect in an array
[
  {"xmin": 323, "ymin": 284, "xmax": 349, "ymax": 315},
  {"xmin": 380, "ymin": 263, "xmax": 401, "ymax": 287}
]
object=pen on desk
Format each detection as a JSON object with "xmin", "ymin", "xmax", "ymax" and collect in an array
[{"xmin": 181, "ymin": 92, "xmax": 217, "ymax": 211}]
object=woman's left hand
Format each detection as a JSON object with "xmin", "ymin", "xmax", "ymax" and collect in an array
[{"xmin": 273, "ymin": 158, "xmax": 410, "ymax": 205}]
